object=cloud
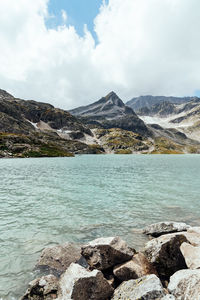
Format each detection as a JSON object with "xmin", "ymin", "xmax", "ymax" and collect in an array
[
  {"xmin": 0, "ymin": 0, "xmax": 200, "ymax": 109},
  {"xmin": 61, "ymin": 10, "xmax": 67, "ymax": 23}
]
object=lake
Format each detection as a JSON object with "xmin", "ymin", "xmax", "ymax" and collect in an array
[{"xmin": 0, "ymin": 154, "xmax": 200, "ymax": 299}]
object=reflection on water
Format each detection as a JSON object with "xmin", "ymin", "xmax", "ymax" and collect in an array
[{"xmin": 0, "ymin": 154, "xmax": 200, "ymax": 299}]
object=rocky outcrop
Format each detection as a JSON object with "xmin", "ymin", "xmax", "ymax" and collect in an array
[
  {"xmin": 58, "ymin": 263, "xmax": 114, "ymax": 300},
  {"xmin": 36, "ymin": 243, "xmax": 82, "ymax": 276},
  {"xmin": 143, "ymin": 221, "xmax": 190, "ymax": 237},
  {"xmin": 81, "ymin": 236, "xmax": 135, "ymax": 270},
  {"xmin": 21, "ymin": 275, "xmax": 58, "ymax": 300},
  {"xmin": 111, "ymin": 274, "xmax": 166, "ymax": 300},
  {"xmin": 144, "ymin": 232, "xmax": 188, "ymax": 279},
  {"xmin": 113, "ymin": 252, "xmax": 157, "ymax": 281},
  {"xmin": 168, "ymin": 269, "xmax": 200, "ymax": 299},
  {"xmin": 180, "ymin": 242, "xmax": 200, "ymax": 269}
]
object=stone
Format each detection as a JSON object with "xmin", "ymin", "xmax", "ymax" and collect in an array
[
  {"xmin": 180, "ymin": 242, "xmax": 200, "ymax": 269},
  {"xmin": 81, "ymin": 236, "xmax": 135, "ymax": 270},
  {"xmin": 187, "ymin": 226, "xmax": 200, "ymax": 235},
  {"xmin": 184, "ymin": 231, "xmax": 200, "ymax": 246},
  {"xmin": 21, "ymin": 275, "xmax": 58, "ymax": 300},
  {"xmin": 36, "ymin": 243, "xmax": 82, "ymax": 276},
  {"xmin": 168, "ymin": 269, "xmax": 200, "ymax": 299},
  {"xmin": 144, "ymin": 233, "xmax": 188, "ymax": 279},
  {"xmin": 111, "ymin": 274, "xmax": 166, "ymax": 300},
  {"xmin": 143, "ymin": 222, "xmax": 190, "ymax": 237},
  {"xmin": 113, "ymin": 252, "xmax": 157, "ymax": 281},
  {"xmin": 161, "ymin": 296, "xmax": 176, "ymax": 300},
  {"xmin": 57, "ymin": 263, "xmax": 114, "ymax": 300}
]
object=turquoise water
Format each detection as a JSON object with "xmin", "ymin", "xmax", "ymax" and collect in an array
[{"xmin": 1, "ymin": 154, "xmax": 200, "ymax": 299}]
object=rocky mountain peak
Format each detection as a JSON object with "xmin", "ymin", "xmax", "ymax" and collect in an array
[{"xmin": 104, "ymin": 91, "xmax": 124, "ymax": 108}]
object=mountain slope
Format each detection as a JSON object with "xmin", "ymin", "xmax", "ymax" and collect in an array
[
  {"xmin": 0, "ymin": 90, "xmax": 103, "ymax": 157},
  {"xmin": 126, "ymin": 95, "xmax": 197, "ymax": 111},
  {"xmin": 69, "ymin": 91, "xmax": 150, "ymax": 136},
  {"xmin": 137, "ymin": 97, "xmax": 200, "ymax": 142}
]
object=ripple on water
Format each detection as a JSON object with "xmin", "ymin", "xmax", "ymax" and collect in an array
[{"xmin": 0, "ymin": 154, "xmax": 200, "ymax": 299}]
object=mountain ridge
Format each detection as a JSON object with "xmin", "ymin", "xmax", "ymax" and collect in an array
[{"xmin": 0, "ymin": 89, "xmax": 200, "ymax": 157}]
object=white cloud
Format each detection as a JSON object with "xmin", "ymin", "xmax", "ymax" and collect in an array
[
  {"xmin": 0, "ymin": 0, "xmax": 200, "ymax": 109},
  {"xmin": 61, "ymin": 10, "xmax": 67, "ymax": 23}
]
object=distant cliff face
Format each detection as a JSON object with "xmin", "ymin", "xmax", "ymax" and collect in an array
[
  {"xmin": 69, "ymin": 91, "xmax": 150, "ymax": 136},
  {"xmin": 126, "ymin": 95, "xmax": 197, "ymax": 111}
]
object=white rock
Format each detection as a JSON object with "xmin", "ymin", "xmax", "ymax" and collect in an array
[
  {"xmin": 161, "ymin": 296, "xmax": 176, "ymax": 300},
  {"xmin": 58, "ymin": 263, "xmax": 114, "ymax": 300},
  {"xmin": 143, "ymin": 222, "xmax": 190, "ymax": 237},
  {"xmin": 180, "ymin": 242, "xmax": 200, "ymax": 269},
  {"xmin": 168, "ymin": 269, "xmax": 200, "ymax": 299},
  {"xmin": 111, "ymin": 274, "xmax": 166, "ymax": 300}
]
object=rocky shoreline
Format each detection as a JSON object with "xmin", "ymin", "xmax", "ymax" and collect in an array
[{"xmin": 21, "ymin": 221, "xmax": 200, "ymax": 300}]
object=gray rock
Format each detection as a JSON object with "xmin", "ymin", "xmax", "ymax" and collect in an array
[
  {"xmin": 143, "ymin": 222, "xmax": 190, "ymax": 237},
  {"xmin": 81, "ymin": 236, "xmax": 135, "ymax": 270},
  {"xmin": 144, "ymin": 233, "xmax": 188, "ymax": 278},
  {"xmin": 111, "ymin": 274, "xmax": 166, "ymax": 300},
  {"xmin": 21, "ymin": 275, "xmax": 58, "ymax": 300},
  {"xmin": 113, "ymin": 252, "xmax": 157, "ymax": 281},
  {"xmin": 180, "ymin": 242, "xmax": 200, "ymax": 269},
  {"xmin": 36, "ymin": 243, "xmax": 82, "ymax": 276},
  {"xmin": 58, "ymin": 263, "xmax": 114, "ymax": 300},
  {"xmin": 168, "ymin": 269, "xmax": 200, "ymax": 299}
]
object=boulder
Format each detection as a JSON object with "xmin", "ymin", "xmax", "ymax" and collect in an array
[
  {"xmin": 144, "ymin": 233, "xmax": 188, "ymax": 279},
  {"xmin": 180, "ymin": 242, "xmax": 200, "ymax": 269},
  {"xmin": 111, "ymin": 274, "xmax": 166, "ymax": 300},
  {"xmin": 168, "ymin": 269, "xmax": 200, "ymax": 299},
  {"xmin": 113, "ymin": 252, "xmax": 157, "ymax": 281},
  {"xmin": 143, "ymin": 222, "xmax": 190, "ymax": 237},
  {"xmin": 21, "ymin": 275, "xmax": 58, "ymax": 300},
  {"xmin": 184, "ymin": 231, "xmax": 200, "ymax": 246},
  {"xmin": 36, "ymin": 243, "xmax": 82, "ymax": 276},
  {"xmin": 58, "ymin": 263, "xmax": 114, "ymax": 300},
  {"xmin": 81, "ymin": 236, "xmax": 135, "ymax": 270}
]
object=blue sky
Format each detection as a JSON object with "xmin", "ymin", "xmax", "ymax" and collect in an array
[{"xmin": 47, "ymin": 0, "xmax": 106, "ymax": 39}]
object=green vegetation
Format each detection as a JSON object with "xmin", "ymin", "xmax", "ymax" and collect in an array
[
  {"xmin": 151, "ymin": 137, "xmax": 184, "ymax": 154},
  {"xmin": 115, "ymin": 149, "xmax": 132, "ymax": 154},
  {"xmin": 23, "ymin": 145, "xmax": 74, "ymax": 158}
]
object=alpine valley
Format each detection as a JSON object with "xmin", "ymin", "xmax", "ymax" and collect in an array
[{"xmin": 0, "ymin": 89, "xmax": 200, "ymax": 158}]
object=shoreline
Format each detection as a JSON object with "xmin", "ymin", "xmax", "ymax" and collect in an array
[{"xmin": 20, "ymin": 221, "xmax": 200, "ymax": 300}]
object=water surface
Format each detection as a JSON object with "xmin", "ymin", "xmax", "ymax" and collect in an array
[{"xmin": 0, "ymin": 155, "xmax": 200, "ymax": 299}]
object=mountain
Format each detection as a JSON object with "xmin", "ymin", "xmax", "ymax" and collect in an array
[
  {"xmin": 137, "ymin": 101, "xmax": 178, "ymax": 117},
  {"xmin": 1, "ymin": 89, "xmax": 200, "ymax": 157},
  {"xmin": 126, "ymin": 95, "xmax": 197, "ymax": 111},
  {"xmin": 137, "ymin": 97, "xmax": 200, "ymax": 142},
  {"xmin": 69, "ymin": 91, "xmax": 150, "ymax": 136},
  {"xmin": 0, "ymin": 89, "xmax": 104, "ymax": 158}
]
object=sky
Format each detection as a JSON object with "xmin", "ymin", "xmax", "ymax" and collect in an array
[{"xmin": 0, "ymin": 0, "xmax": 200, "ymax": 109}]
